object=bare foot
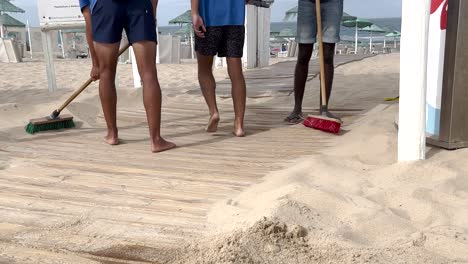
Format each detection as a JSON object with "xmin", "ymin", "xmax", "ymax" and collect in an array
[
  {"xmin": 104, "ymin": 133, "xmax": 119, "ymax": 145},
  {"xmin": 151, "ymin": 138, "xmax": 176, "ymax": 153},
  {"xmin": 206, "ymin": 112, "xmax": 220, "ymax": 133},
  {"xmin": 233, "ymin": 122, "xmax": 245, "ymax": 137}
]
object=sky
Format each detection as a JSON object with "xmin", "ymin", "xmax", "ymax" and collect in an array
[{"xmin": 9, "ymin": 0, "xmax": 402, "ymax": 27}]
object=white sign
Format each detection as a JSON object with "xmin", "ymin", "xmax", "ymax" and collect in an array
[{"xmin": 38, "ymin": 0, "xmax": 84, "ymax": 27}]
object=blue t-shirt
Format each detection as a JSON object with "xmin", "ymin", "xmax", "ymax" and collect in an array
[
  {"xmin": 199, "ymin": 0, "xmax": 245, "ymax": 27},
  {"xmin": 79, "ymin": 0, "xmax": 97, "ymax": 12}
]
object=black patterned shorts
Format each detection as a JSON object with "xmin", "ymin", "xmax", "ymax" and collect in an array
[{"xmin": 195, "ymin": 26, "xmax": 245, "ymax": 58}]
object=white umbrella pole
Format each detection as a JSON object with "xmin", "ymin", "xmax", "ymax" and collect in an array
[
  {"xmin": 0, "ymin": 11, "xmax": 3, "ymax": 38},
  {"xmin": 370, "ymin": 31, "xmax": 373, "ymax": 53},
  {"xmin": 190, "ymin": 29, "xmax": 195, "ymax": 59},
  {"xmin": 384, "ymin": 37, "xmax": 386, "ymax": 48},
  {"xmin": 59, "ymin": 30, "xmax": 65, "ymax": 58},
  {"xmin": 354, "ymin": 24, "xmax": 358, "ymax": 54},
  {"xmin": 398, "ymin": 0, "xmax": 431, "ymax": 161},
  {"xmin": 27, "ymin": 19, "xmax": 33, "ymax": 59}
]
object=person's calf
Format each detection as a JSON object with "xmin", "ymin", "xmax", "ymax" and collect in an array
[{"xmin": 227, "ymin": 58, "xmax": 246, "ymax": 137}]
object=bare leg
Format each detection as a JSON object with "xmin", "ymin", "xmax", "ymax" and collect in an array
[
  {"xmin": 320, "ymin": 42, "xmax": 336, "ymax": 109},
  {"xmin": 132, "ymin": 41, "xmax": 176, "ymax": 153},
  {"xmin": 226, "ymin": 57, "xmax": 246, "ymax": 137},
  {"xmin": 285, "ymin": 43, "xmax": 314, "ymax": 124},
  {"xmin": 94, "ymin": 42, "xmax": 120, "ymax": 145},
  {"xmin": 197, "ymin": 53, "xmax": 220, "ymax": 132}
]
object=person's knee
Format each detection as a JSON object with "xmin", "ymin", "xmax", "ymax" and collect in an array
[
  {"xmin": 297, "ymin": 56, "xmax": 311, "ymax": 66},
  {"xmin": 297, "ymin": 51, "xmax": 312, "ymax": 65},
  {"xmin": 98, "ymin": 64, "xmax": 116, "ymax": 79},
  {"xmin": 323, "ymin": 44, "xmax": 335, "ymax": 65},
  {"xmin": 324, "ymin": 55, "xmax": 334, "ymax": 65},
  {"xmin": 140, "ymin": 70, "xmax": 158, "ymax": 85},
  {"xmin": 198, "ymin": 64, "xmax": 213, "ymax": 76},
  {"xmin": 227, "ymin": 66, "xmax": 244, "ymax": 81}
]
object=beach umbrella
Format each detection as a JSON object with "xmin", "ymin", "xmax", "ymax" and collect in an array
[
  {"xmin": 248, "ymin": 0, "xmax": 274, "ymax": 8},
  {"xmin": 169, "ymin": 10, "xmax": 194, "ymax": 59},
  {"xmin": 342, "ymin": 18, "xmax": 373, "ymax": 54},
  {"xmin": 360, "ymin": 24, "xmax": 386, "ymax": 51},
  {"xmin": 271, "ymin": 37, "xmax": 288, "ymax": 44},
  {"xmin": 386, "ymin": 31, "xmax": 401, "ymax": 48},
  {"xmin": 342, "ymin": 12, "xmax": 357, "ymax": 22},
  {"xmin": 380, "ymin": 26, "xmax": 394, "ymax": 48},
  {"xmin": 0, "ymin": 0, "xmax": 24, "ymax": 38}
]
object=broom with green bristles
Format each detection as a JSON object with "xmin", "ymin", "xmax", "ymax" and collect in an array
[{"xmin": 25, "ymin": 44, "xmax": 130, "ymax": 134}]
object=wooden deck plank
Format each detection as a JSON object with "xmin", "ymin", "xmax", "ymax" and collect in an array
[{"xmin": 0, "ymin": 57, "xmax": 373, "ymax": 263}]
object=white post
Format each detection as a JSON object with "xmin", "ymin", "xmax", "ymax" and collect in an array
[
  {"xmin": 398, "ymin": 0, "xmax": 431, "ymax": 162},
  {"xmin": 41, "ymin": 30, "xmax": 57, "ymax": 92},
  {"xmin": 384, "ymin": 37, "xmax": 386, "ymax": 48},
  {"xmin": 354, "ymin": 24, "xmax": 358, "ymax": 54},
  {"xmin": 257, "ymin": 6, "xmax": 271, "ymax": 68},
  {"xmin": 369, "ymin": 31, "xmax": 373, "ymax": 53},
  {"xmin": 27, "ymin": 19, "xmax": 33, "ymax": 59},
  {"xmin": 245, "ymin": 4, "xmax": 258, "ymax": 68}
]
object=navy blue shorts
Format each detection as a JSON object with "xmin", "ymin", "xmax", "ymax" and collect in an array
[{"xmin": 91, "ymin": 0, "xmax": 157, "ymax": 44}]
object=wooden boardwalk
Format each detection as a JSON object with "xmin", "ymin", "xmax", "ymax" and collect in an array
[{"xmin": 0, "ymin": 56, "xmax": 377, "ymax": 263}]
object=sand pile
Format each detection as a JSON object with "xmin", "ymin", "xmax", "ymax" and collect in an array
[
  {"xmin": 172, "ymin": 216, "xmax": 448, "ymax": 264},
  {"xmin": 170, "ymin": 104, "xmax": 466, "ymax": 264}
]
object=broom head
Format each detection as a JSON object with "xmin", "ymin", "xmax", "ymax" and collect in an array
[
  {"xmin": 25, "ymin": 114, "xmax": 75, "ymax": 135},
  {"xmin": 303, "ymin": 114, "xmax": 342, "ymax": 134}
]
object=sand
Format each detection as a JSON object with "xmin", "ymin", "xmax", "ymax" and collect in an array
[
  {"xmin": 166, "ymin": 103, "xmax": 468, "ymax": 264},
  {"xmin": 0, "ymin": 54, "xmax": 467, "ymax": 263}
]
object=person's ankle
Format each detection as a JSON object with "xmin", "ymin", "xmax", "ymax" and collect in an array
[
  {"xmin": 107, "ymin": 129, "xmax": 118, "ymax": 137},
  {"xmin": 293, "ymin": 107, "xmax": 302, "ymax": 114}
]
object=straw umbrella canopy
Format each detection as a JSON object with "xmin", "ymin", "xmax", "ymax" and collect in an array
[
  {"xmin": 169, "ymin": 10, "xmax": 192, "ymax": 25},
  {"xmin": 342, "ymin": 18, "xmax": 373, "ymax": 53},
  {"xmin": 0, "ymin": 0, "xmax": 25, "ymax": 38},
  {"xmin": 0, "ymin": 0, "xmax": 24, "ymax": 13},
  {"xmin": 360, "ymin": 24, "xmax": 386, "ymax": 51},
  {"xmin": 169, "ymin": 10, "xmax": 195, "ymax": 59},
  {"xmin": 0, "ymin": 13, "xmax": 24, "ymax": 27},
  {"xmin": 342, "ymin": 12, "xmax": 357, "ymax": 22},
  {"xmin": 284, "ymin": 6, "xmax": 298, "ymax": 21},
  {"xmin": 276, "ymin": 28, "xmax": 296, "ymax": 40}
]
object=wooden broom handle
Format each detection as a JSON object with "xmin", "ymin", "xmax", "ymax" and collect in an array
[
  {"xmin": 57, "ymin": 43, "xmax": 131, "ymax": 112},
  {"xmin": 315, "ymin": 0, "xmax": 327, "ymax": 108}
]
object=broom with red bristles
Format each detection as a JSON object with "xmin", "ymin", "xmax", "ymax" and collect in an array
[{"xmin": 303, "ymin": 0, "xmax": 342, "ymax": 134}]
